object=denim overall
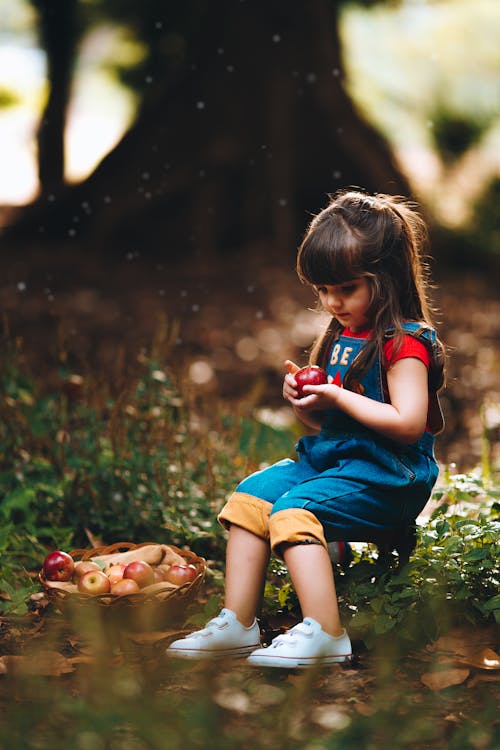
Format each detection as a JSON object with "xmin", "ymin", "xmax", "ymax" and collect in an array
[{"xmin": 233, "ymin": 323, "xmax": 441, "ymax": 543}]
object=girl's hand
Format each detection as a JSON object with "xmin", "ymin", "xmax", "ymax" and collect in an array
[
  {"xmin": 291, "ymin": 383, "xmax": 340, "ymax": 412},
  {"xmin": 283, "ymin": 360, "xmax": 300, "ymax": 403},
  {"xmin": 283, "ymin": 361, "xmax": 339, "ymax": 432},
  {"xmin": 283, "ymin": 360, "xmax": 339, "ymax": 410}
]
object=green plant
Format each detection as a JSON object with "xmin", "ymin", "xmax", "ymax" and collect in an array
[
  {"xmin": 0, "ymin": 348, "xmax": 295, "ymax": 614},
  {"xmin": 264, "ymin": 470, "xmax": 500, "ymax": 649}
]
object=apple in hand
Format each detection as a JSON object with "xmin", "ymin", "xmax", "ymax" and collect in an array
[
  {"xmin": 43, "ymin": 550, "xmax": 75, "ymax": 582},
  {"xmin": 106, "ymin": 563, "xmax": 126, "ymax": 585},
  {"xmin": 74, "ymin": 561, "xmax": 101, "ymax": 579},
  {"xmin": 294, "ymin": 365, "xmax": 327, "ymax": 398},
  {"xmin": 111, "ymin": 578, "xmax": 140, "ymax": 596},
  {"xmin": 123, "ymin": 561, "xmax": 155, "ymax": 589},
  {"xmin": 77, "ymin": 569, "xmax": 111, "ymax": 595},
  {"xmin": 165, "ymin": 564, "xmax": 198, "ymax": 586}
]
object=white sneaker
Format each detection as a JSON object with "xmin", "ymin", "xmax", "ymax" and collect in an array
[
  {"xmin": 247, "ymin": 617, "xmax": 352, "ymax": 669},
  {"xmin": 166, "ymin": 608, "xmax": 261, "ymax": 659}
]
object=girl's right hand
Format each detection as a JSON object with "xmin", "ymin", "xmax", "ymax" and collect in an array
[{"xmin": 283, "ymin": 360, "xmax": 300, "ymax": 403}]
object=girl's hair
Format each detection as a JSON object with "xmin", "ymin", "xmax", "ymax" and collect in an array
[{"xmin": 296, "ymin": 189, "xmax": 445, "ymax": 390}]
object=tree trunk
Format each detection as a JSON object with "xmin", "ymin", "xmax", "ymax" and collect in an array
[
  {"xmin": 31, "ymin": 0, "xmax": 79, "ymax": 196},
  {"xmin": 6, "ymin": 0, "xmax": 410, "ymax": 263}
]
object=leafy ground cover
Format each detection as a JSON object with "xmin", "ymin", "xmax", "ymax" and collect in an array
[{"xmin": 0, "ymin": 338, "xmax": 499, "ymax": 748}]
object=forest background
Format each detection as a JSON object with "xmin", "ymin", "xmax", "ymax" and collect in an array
[{"xmin": 0, "ymin": 2, "xmax": 499, "ymax": 749}]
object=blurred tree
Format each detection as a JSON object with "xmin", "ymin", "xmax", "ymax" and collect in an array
[
  {"xmin": 30, "ymin": 0, "xmax": 80, "ymax": 196},
  {"xmin": 7, "ymin": 0, "xmax": 411, "ymax": 261}
]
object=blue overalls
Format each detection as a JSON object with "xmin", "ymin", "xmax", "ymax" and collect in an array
[{"xmin": 218, "ymin": 323, "xmax": 442, "ymax": 554}]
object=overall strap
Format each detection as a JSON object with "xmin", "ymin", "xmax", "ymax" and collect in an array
[{"xmin": 384, "ymin": 322, "xmax": 445, "ymax": 435}]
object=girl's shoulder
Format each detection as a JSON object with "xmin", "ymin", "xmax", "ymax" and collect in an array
[
  {"xmin": 384, "ymin": 321, "xmax": 445, "ymax": 391},
  {"xmin": 384, "ymin": 320, "xmax": 437, "ymax": 341}
]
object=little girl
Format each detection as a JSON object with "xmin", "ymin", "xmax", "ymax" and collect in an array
[{"xmin": 167, "ymin": 190, "xmax": 445, "ymax": 668}]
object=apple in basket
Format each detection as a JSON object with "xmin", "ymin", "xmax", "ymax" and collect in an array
[
  {"xmin": 123, "ymin": 561, "xmax": 155, "ymax": 588},
  {"xmin": 294, "ymin": 366, "xmax": 328, "ymax": 398},
  {"xmin": 73, "ymin": 561, "xmax": 101, "ymax": 579},
  {"xmin": 111, "ymin": 578, "xmax": 140, "ymax": 596},
  {"xmin": 43, "ymin": 550, "xmax": 75, "ymax": 582},
  {"xmin": 165, "ymin": 564, "xmax": 198, "ymax": 586},
  {"xmin": 77, "ymin": 569, "xmax": 111, "ymax": 595},
  {"xmin": 106, "ymin": 563, "xmax": 126, "ymax": 585}
]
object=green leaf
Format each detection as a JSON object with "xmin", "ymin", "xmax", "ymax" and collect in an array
[
  {"xmin": 463, "ymin": 547, "xmax": 489, "ymax": 561},
  {"xmin": 481, "ymin": 594, "xmax": 500, "ymax": 614},
  {"xmin": 374, "ymin": 614, "xmax": 396, "ymax": 634}
]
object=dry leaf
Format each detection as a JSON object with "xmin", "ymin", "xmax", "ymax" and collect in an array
[
  {"xmin": 421, "ymin": 668, "xmax": 470, "ymax": 691},
  {"xmin": 354, "ymin": 701, "xmax": 375, "ymax": 716},
  {"xmin": 463, "ymin": 647, "xmax": 500, "ymax": 671},
  {"xmin": 126, "ymin": 629, "xmax": 187, "ymax": 645},
  {"xmin": 0, "ymin": 651, "xmax": 75, "ymax": 676},
  {"xmin": 467, "ymin": 672, "xmax": 500, "ymax": 688}
]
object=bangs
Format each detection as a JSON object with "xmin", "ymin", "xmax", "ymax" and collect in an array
[{"xmin": 297, "ymin": 220, "xmax": 364, "ymax": 285}]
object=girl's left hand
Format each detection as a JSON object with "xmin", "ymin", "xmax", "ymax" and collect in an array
[{"xmin": 291, "ymin": 383, "xmax": 340, "ymax": 412}]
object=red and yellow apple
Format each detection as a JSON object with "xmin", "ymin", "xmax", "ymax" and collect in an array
[
  {"xmin": 165, "ymin": 564, "xmax": 198, "ymax": 586},
  {"xmin": 43, "ymin": 550, "xmax": 75, "ymax": 582},
  {"xmin": 73, "ymin": 561, "xmax": 101, "ymax": 579},
  {"xmin": 294, "ymin": 365, "xmax": 327, "ymax": 398},
  {"xmin": 77, "ymin": 569, "xmax": 111, "ymax": 595},
  {"xmin": 106, "ymin": 563, "xmax": 126, "ymax": 585},
  {"xmin": 123, "ymin": 560, "xmax": 155, "ymax": 589},
  {"xmin": 110, "ymin": 578, "xmax": 140, "ymax": 596}
]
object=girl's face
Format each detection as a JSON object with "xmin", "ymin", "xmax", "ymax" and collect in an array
[{"xmin": 315, "ymin": 277, "xmax": 372, "ymax": 332}]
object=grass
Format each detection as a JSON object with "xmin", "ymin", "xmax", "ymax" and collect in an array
[{"xmin": 0, "ymin": 340, "xmax": 499, "ymax": 748}]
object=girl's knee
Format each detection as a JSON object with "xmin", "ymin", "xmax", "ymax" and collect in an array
[
  {"xmin": 217, "ymin": 492, "xmax": 273, "ymax": 539},
  {"xmin": 268, "ymin": 507, "xmax": 327, "ymax": 557}
]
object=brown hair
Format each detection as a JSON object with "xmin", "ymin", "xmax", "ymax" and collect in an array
[{"xmin": 296, "ymin": 190, "xmax": 445, "ymax": 390}]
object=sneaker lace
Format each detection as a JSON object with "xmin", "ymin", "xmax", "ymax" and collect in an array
[
  {"xmin": 271, "ymin": 620, "xmax": 314, "ymax": 649},
  {"xmin": 195, "ymin": 611, "xmax": 231, "ymax": 638}
]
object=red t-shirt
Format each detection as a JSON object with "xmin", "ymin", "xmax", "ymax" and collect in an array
[
  {"xmin": 343, "ymin": 327, "xmax": 432, "ymax": 430},
  {"xmin": 343, "ymin": 327, "xmax": 430, "ymax": 368}
]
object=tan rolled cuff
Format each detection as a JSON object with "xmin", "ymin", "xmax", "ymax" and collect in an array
[
  {"xmin": 217, "ymin": 492, "xmax": 273, "ymax": 540},
  {"xmin": 268, "ymin": 508, "xmax": 327, "ymax": 557}
]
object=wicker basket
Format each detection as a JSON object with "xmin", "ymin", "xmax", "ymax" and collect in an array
[{"xmin": 39, "ymin": 541, "xmax": 207, "ymax": 628}]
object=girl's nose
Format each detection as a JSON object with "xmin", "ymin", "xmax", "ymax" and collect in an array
[{"xmin": 327, "ymin": 293, "xmax": 341, "ymax": 310}]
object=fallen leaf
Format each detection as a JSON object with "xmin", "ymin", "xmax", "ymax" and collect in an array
[
  {"xmin": 353, "ymin": 701, "xmax": 375, "ymax": 716},
  {"xmin": 126, "ymin": 629, "xmax": 186, "ymax": 645},
  {"xmin": 0, "ymin": 651, "xmax": 75, "ymax": 676},
  {"xmin": 421, "ymin": 668, "xmax": 470, "ymax": 691},
  {"xmin": 310, "ymin": 704, "xmax": 351, "ymax": 730},
  {"xmin": 464, "ymin": 648, "xmax": 500, "ymax": 671},
  {"xmin": 467, "ymin": 672, "xmax": 500, "ymax": 688}
]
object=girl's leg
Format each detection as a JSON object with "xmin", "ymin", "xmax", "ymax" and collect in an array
[
  {"xmin": 283, "ymin": 543, "xmax": 343, "ymax": 637},
  {"xmin": 224, "ymin": 523, "xmax": 270, "ymax": 626},
  {"xmin": 166, "ymin": 522, "xmax": 267, "ymax": 659},
  {"xmin": 247, "ymin": 542, "xmax": 351, "ymax": 667}
]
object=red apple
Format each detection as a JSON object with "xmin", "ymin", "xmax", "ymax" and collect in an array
[
  {"xmin": 73, "ymin": 561, "xmax": 101, "ymax": 579},
  {"xmin": 111, "ymin": 578, "xmax": 140, "ymax": 596},
  {"xmin": 294, "ymin": 365, "xmax": 327, "ymax": 397},
  {"xmin": 106, "ymin": 563, "xmax": 126, "ymax": 585},
  {"xmin": 165, "ymin": 564, "xmax": 198, "ymax": 586},
  {"xmin": 153, "ymin": 567, "xmax": 165, "ymax": 583},
  {"xmin": 123, "ymin": 561, "xmax": 155, "ymax": 589},
  {"xmin": 43, "ymin": 550, "xmax": 75, "ymax": 582},
  {"xmin": 77, "ymin": 569, "xmax": 111, "ymax": 595}
]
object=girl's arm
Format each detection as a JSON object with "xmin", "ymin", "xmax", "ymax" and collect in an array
[
  {"xmin": 283, "ymin": 360, "xmax": 322, "ymax": 431},
  {"xmin": 290, "ymin": 357, "xmax": 429, "ymax": 444}
]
